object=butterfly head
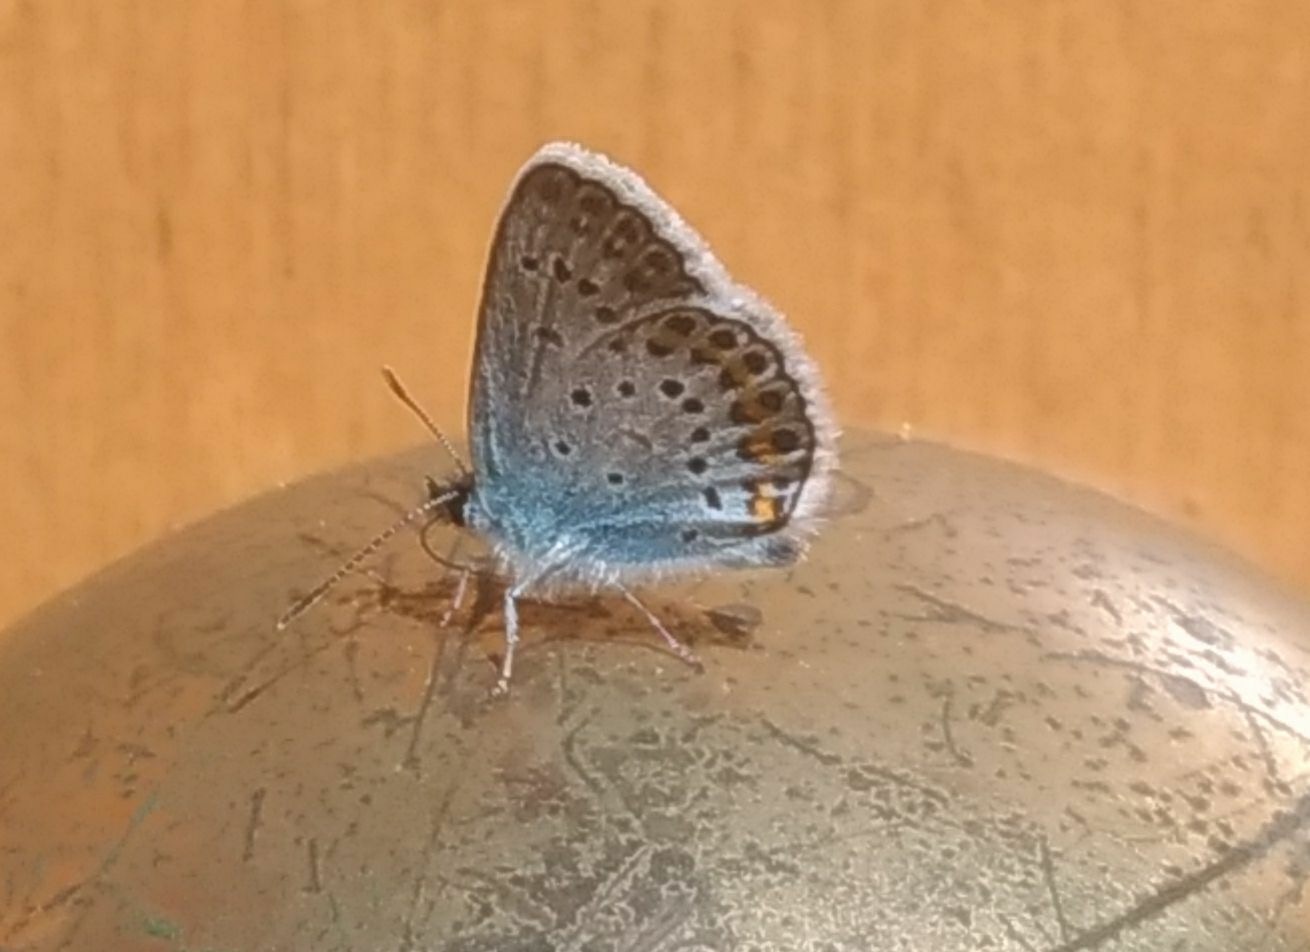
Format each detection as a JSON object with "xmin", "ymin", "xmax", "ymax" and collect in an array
[{"xmin": 424, "ymin": 472, "xmax": 476, "ymax": 528}]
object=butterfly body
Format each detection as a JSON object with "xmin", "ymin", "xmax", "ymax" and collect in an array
[
  {"xmin": 313, "ymin": 142, "xmax": 837, "ymax": 693},
  {"xmin": 463, "ymin": 144, "xmax": 835, "ymax": 612}
]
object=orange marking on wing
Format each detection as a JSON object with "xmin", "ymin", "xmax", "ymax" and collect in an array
[
  {"xmin": 730, "ymin": 389, "xmax": 772, "ymax": 425},
  {"xmin": 722, "ymin": 359, "xmax": 755, "ymax": 390},
  {"xmin": 740, "ymin": 433, "xmax": 778, "ymax": 464},
  {"xmin": 749, "ymin": 484, "xmax": 784, "ymax": 524}
]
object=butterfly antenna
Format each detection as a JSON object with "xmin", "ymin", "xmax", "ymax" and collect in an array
[
  {"xmin": 381, "ymin": 365, "xmax": 470, "ymax": 476},
  {"xmin": 276, "ymin": 489, "xmax": 459, "ymax": 630}
]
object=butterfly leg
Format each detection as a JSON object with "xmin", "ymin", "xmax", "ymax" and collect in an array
[
  {"xmin": 492, "ymin": 582, "xmax": 526, "ymax": 696},
  {"xmin": 618, "ymin": 586, "xmax": 703, "ymax": 671},
  {"xmin": 440, "ymin": 565, "xmax": 472, "ymax": 628},
  {"xmin": 491, "ymin": 549, "xmax": 582, "ymax": 694},
  {"xmin": 428, "ymin": 532, "xmax": 472, "ymax": 628}
]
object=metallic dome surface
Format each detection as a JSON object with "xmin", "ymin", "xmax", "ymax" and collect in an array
[{"xmin": 1, "ymin": 430, "xmax": 1308, "ymax": 950}]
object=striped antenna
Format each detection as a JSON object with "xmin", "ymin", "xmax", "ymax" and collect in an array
[
  {"xmin": 276, "ymin": 489, "xmax": 459, "ymax": 630},
  {"xmin": 381, "ymin": 366, "xmax": 469, "ymax": 476}
]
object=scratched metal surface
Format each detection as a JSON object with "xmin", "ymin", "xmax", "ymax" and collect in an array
[{"xmin": 1, "ymin": 430, "xmax": 1308, "ymax": 951}]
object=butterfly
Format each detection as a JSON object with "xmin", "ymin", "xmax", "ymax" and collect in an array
[{"xmin": 282, "ymin": 142, "xmax": 838, "ymax": 695}]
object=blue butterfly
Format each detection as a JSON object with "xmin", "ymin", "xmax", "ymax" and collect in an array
[{"xmin": 284, "ymin": 143, "xmax": 837, "ymax": 695}]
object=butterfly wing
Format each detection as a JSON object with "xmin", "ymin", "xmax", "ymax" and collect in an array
[
  {"xmin": 468, "ymin": 143, "xmax": 836, "ymax": 585},
  {"xmin": 468, "ymin": 148, "xmax": 704, "ymax": 484}
]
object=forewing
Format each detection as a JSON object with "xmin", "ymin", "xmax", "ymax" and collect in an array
[
  {"xmin": 468, "ymin": 153, "xmax": 703, "ymax": 483},
  {"xmin": 467, "ymin": 143, "xmax": 833, "ymax": 575}
]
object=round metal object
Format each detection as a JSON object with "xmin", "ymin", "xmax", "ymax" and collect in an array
[{"xmin": 2, "ymin": 430, "xmax": 1308, "ymax": 950}]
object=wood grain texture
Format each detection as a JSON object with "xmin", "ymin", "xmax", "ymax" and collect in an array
[{"xmin": 1, "ymin": 0, "xmax": 1308, "ymax": 631}]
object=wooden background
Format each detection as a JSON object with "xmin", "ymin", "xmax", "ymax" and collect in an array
[{"xmin": 2, "ymin": 0, "xmax": 1308, "ymax": 632}]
